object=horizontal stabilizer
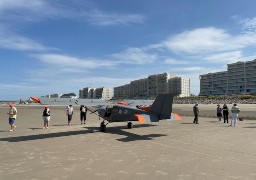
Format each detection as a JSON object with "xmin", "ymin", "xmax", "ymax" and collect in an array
[
  {"xmin": 166, "ymin": 113, "xmax": 182, "ymax": 122},
  {"xmin": 134, "ymin": 114, "xmax": 159, "ymax": 124}
]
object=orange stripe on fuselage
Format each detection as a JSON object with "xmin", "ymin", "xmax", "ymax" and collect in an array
[{"xmin": 134, "ymin": 114, "xmax": 145, "ymax": 123}]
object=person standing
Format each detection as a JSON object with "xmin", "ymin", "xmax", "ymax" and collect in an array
[
  {"xmin": 222, "ymin": 104, "xmax": 229, "ymax": 123},
  {"xmin": 80, "ymin": 105, "xmax": 87, "ymax": 125},
  {"xmin": 7, "ymin": 102, "xmax": 17, "ymax": 132},
  {"xmin": 216, "ymin": 104, "xmax": 222, "ymax": 122},
  {"xmin": 230, "ymin": 103, "xmax": 240, "ymax": 127},
  {"xmin": 66, "ymin": 105, "xmax": 73, "ymax": 125},
  {"xmin": 42, "ymin": 105, "xmax": 50, "ymax": 129},
  {"xmin": 193, "ymin": 103, "xmax": 199, "ymax": 124}
]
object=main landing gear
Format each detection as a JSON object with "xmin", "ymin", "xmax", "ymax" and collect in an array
[
  {"xmin": 99, "ymin": 121, "xmax": 133, "ymax": 132},
  {"xmin": 127, "ymin": 122, "xmax": 133, "ymax": 129},
  {"xmin": 100, "ymin": 121, "xmax": 108, "ymax": 132}
]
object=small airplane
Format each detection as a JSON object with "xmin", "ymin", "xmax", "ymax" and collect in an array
[{"xmin": 87, "ymin": 94, "xmax": 182, "ymax": 132}]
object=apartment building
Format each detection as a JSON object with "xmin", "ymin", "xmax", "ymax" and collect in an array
[
  {"xmin": 88, "ymin": 88, "xmax": 95, "ymax": 99},
  {"xmin": 147, "ymin": 73, "xmax": 176, "ymax": 97},
  {"xmin": 130, "ymin": 78, "xmax": 148, "ymax": 98},
  {"xmin": 169, "ymin": 77, "xmax": 191, "ymax": 97},
  {"xmin": 79, "ymin": 87, "xmax": 93, "ymax": 99},
  {"xmin": 114, "ymin": 84, "xmax": 130, "ymax": 99},
  {"xmin": 93, "ymin": 87, "xmax": 113, "ymax": 100},
  {"xmin": 79, "ymin": 87, "xmax": 113, "ymax": 100},
  {"xmin": 113, "ymin": 72, "xmax": 190, "ymax": 99},
  {"xmin": 200, "ymin": 71, "xmax": 227, "ymax": 96},
  {"xmin": 199, "ymin": 59, "xmax": 256, "ymax": 96}
]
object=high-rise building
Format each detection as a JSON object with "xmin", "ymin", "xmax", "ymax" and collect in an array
[
  {"xmin": 93, "ymin": 87, "xmax": 113, "ymax": 100},
  {"xmin": 79, "ymin": 87, "xmax": 113, "ymax": 100},
  {"xmin": 199, "ymin": 59, "xmax": 256, "ymax": 96},
  {"xmin": 169, "ymin": 77, "xmax": 190, "ymax": 97},
  {"xmin": 113, "ymin": 72, "xmax": 190, "ymax": 99},
  {"xmin": 200, "ymin": 71, "xmax": 227, "ymax": 96}
]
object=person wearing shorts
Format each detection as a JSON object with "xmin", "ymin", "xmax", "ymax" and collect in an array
[
  {"xmin": 66, "ymin": 105, "xmax": 73, "ymax": 125},
  {"xmin": 7, "ymin": 102, "xmax": 17, "ymax": 132},
  {"xmin": 42, "ymin": 106, "xmax": 50, "ymax": 129},
  {"xmin": 216, "ymin": 104, "xmax": 222, "ymax": 122}
]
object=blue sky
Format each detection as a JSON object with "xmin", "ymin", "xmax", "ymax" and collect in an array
[{"xmin": 1, "ymin": 0, "xmax": 256, "ymax": 100}]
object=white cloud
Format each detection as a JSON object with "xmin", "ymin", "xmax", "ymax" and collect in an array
[
  {"xmin": 0, "ymin": 25, "xmax": 49, "ymax": 51},
  {"xmin": 32, "ymin": 54, "xmax": 118, "ymax": 70},
  {"xmin": 0, "ymin": 0, "xmax": 145, "ymax": 26},
  {"xmin": 204, "ymin": 51, "xmax": 242, "ymax": 63},
  {"xmin": 164, "ymin": 27, "xmax": 243, "ymax": 54},
  {"xmin": 87, "ymin": 9, "xmax": 145, "ymax": 26},
  {"xmin": 111, "ymin": 48, "xmax": 158, "ymax": 64},
  {"xmin": 241, "ymin": 17, "xmax": 256, "ymax": 35},
  {"xmin": 0, "ymin": 0, "xmax": 46, "ymax": 10},
  {"xmin": 164, "ymin": 58, "xmax": 189, "ymax": 65}
]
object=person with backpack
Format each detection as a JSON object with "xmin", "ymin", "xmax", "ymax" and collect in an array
[{"xmin": 80, "ymin": 105, "xmax": 87, "ymax": 124}]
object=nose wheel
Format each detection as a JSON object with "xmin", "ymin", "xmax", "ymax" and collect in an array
[
  {"xmin": 127, "ymin": 122, "xmax": 133, "ymax": 129},
  {"xmin": 100, "ymin": 121, "xmax": 107, "ymax": 132}
]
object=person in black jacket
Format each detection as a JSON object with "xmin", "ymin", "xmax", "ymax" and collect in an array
[
  {"xmin": 222, "ymin": 104, "xmax": 229, "ymax": 123},
  {"xmin": 193, "ymin": 103, "xmax": 199, "ymax": 124},
  {"xmin": 42, "ymin": 106, "xmax": 50, "ymax": 129},
  {"xmin": 80, "ymin": 105, "xmax": 87, "ymax": 124}
]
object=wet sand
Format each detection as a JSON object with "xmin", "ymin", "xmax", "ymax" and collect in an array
[{"xmin": 1, "ymin": 105, "xmax": 256, "ymax": 180}]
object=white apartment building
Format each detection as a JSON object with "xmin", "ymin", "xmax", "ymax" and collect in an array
[
  {"xmin": 200, "ymin": 71, "xmax": 227, "ymax": 96},
  {"xmin": 199, "ymin": 59, "xmax": 256, "ymax": 96},
  {"xmin": 169, "ymin": 77, "xmax": 190, "ymax": 97},
  {"xmin": 113, "ymin": 72, "xmax": 190, "ymax": 99},
  {"xmin": 130, "ymin": 78, "xmax": 148, "ymax": 98},
  {"xmin": 147, "ymin": 73, "xmax": 176, "ymax": 97},
  {"xmin": 79, "ymin": 87, "xmax": 113, "ymax": 100},
  {"xmin": 114, "ymin": 84, "xmax": 130, "ymax": 99},
  {"xmin": 93, "ymin": 87, "xmax": 113, "ymax": 100},
  {"xmin": 79, "ymin": 87, "xmax": 90, "ymax": 99},
  {"xmin": 88, "ymin": 88, "xmax": 95, "ymax": 99}
]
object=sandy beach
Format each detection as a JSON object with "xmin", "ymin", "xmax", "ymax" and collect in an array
[{"xmin": 1, "ymin": 104, "xmax": 256, "ymax": 180}]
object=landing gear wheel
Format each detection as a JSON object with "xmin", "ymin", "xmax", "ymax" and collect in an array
[
  {"xmin": 127, "ymin": 122, "xmax": 133, "ymax": 129},
  {"xmin": 100, "ymin": 122, "xmax": 106, "ymax": 132}
]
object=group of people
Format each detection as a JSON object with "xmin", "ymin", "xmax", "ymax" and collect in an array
[
  {"xmin": 6, "ymin": 103, "xmax": 88, "ymax": 131},
  {"xmin": 193, "ymin": 103, "xmax": 241, "ymax": 127},
  {"xmin": 42, "ymin": 105, "xmax": 88, "ymax": 129},
  {"xmin": 5, "ymin": 101, "xmax": 242, "ymax": 132}
]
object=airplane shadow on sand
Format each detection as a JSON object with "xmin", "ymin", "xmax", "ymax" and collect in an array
[
  {"xmin": 0, "ymin": 124, "xmax": 166, "ymax": 143},
  {"xmin": 86, "ymin": 124, "xmax": 167, "ymax": 142},
  {"xmin": 0, "ymin": 129, "xmax": 94, "ymax": 142}
]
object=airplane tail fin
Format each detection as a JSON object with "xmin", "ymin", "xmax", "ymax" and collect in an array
[{"xmin": 150, "ymin": 94, "xmax": 174, "ymax": 120}]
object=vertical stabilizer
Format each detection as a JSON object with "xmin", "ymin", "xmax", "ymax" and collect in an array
[{"xmin": 150, "ymin": 94, "xmax": 174, "ymax": 119}]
